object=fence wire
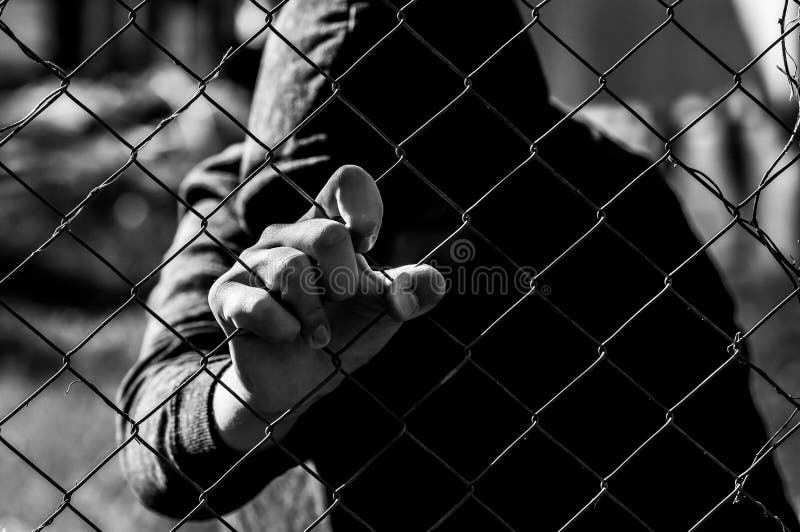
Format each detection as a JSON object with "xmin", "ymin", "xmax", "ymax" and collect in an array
[{"xmin": 3, "ymin": 0, "xmax": 800, "ymax": 530}]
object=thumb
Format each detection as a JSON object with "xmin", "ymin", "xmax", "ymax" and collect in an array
[
  {"xmin": 300, "ymin": 165, "xmax": 383, "ymax": 253},
  {"xmin": 369, "ymin": 261, "xmax": 446, "ymax": 322}
]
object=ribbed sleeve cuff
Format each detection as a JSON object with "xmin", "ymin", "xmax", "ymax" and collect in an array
[
  {"xmin": 168, "ymin": 356, "xmax": 305, "ymax": 517},
  {"xmin": 173, "ymin": 357, "xmax": 245, "ymax": 478}
]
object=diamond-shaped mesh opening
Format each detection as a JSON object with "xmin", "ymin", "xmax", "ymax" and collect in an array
[{"xmin": 5, "ymin": 0, "xmax": 800, "ymax": 530}]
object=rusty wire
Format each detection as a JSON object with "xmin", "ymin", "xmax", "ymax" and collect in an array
[{"xmin": 3, "ymin": 0, "xmax": 800, "ymax": 530}]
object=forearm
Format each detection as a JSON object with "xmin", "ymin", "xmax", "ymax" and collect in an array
[
  {"xmin": 120, "ymin": 351, "xmax": 253, "ymax": 518},
  {"xmin": 117, "ymin": 146, "xmax": 305, "ymax": 517},
  {"xmin": 119, "ymin": 278, "xmax": 305, "ymax": 519},
  {"xmin": 121, "ymin": 340, "xmax": 309, "ymax": 519}
]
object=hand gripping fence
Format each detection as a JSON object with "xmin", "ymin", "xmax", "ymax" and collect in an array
[{"xmin": 4, "ymin": 0, "xmax": 800, "ymax": 530}]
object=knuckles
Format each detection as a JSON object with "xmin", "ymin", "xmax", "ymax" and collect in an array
[
  {"xmin": 271, "ymin": 249, "xmax": 310, "ymax": 296},
  {"xmin": 256, "ymin": 223, "xmax": 287, "ymax": 248},
  {"xmin": 212, "ymin": 212, "xmax": 360, "ymax": 320},
  {"xmin": 208, "ymin": 277, "xmax": 233, "ymax": 316}
]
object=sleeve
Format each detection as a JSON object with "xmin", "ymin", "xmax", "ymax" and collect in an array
[{"xmin": 115, "ymin": 144, "xmax": 317, "ymax": 519}]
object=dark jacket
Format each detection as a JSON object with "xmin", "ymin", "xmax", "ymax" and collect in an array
[{"xmin": 118, "ymin": 0, "xmax": 800, "ymax": 529}]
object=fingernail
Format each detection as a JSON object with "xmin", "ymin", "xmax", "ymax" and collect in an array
[
  {"xmin": 393, "ymin": 274, "xmax": 419, "ymax": 317},
  {"xmin": 397, "ymin": 291, "xmax": 419, "ymax": 317},
  {"xmin": 353, "ymin": 232, "xmax": 379, "ymax": 254},
  {"xmin": 366, "ymin": 231, "xmax": 379, "ymax": 251},
  {"xmin": 395, "ymin": 275, "xmax": 419, "ymax": 317},
  {"xmin": 310, "ymin": 323, "xmax": 330, "ymax": 348}
]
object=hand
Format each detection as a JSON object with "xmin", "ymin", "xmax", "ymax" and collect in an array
[{"xmin": 209, "ymin": 165, "xmax": 446, "ymax": 450}]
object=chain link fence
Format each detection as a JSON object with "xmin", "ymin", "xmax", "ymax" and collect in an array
[{"xmin": 4, "ymin": 0, "xmax": 800, "ymax": 530}]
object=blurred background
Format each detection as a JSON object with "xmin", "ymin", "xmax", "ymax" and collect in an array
[{"xmin": 2, "ymin": 0, "xmax": 800, "ymax": 530}]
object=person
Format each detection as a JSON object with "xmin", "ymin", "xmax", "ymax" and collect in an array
[{"xmin": 117, "ymin": 0, "xmax": 800, "ymax": 529}]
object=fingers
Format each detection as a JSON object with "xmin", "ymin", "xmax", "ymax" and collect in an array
[
  {"xmin": 209, "ymin": 278, "xmax": 301, "ymax": 344},
  {"xmin": 251, "ymin": 247, "xmax": 331, "ymax": 348},
  {"xmin": 257, "ymin": 166, "xmax": 382, "ymax": 300},
  {"xmin": 222, "ymin": 164, "xmax": 442, "ymax": 352},
  {"xmin": 213, "ymin": 247, "xmax": 332, "ymax": 349},
  {"xmin": 259, "ymin": 219, "xmax": 358, "ymax": 301},
  {"xmin": 300, "ymin": 165, "xmax": 383, "ymax": 253}
]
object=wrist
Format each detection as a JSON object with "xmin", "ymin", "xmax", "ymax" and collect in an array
[{"xmin": 211, "ymin": 365, "xmax": 301, "ymax": 452}]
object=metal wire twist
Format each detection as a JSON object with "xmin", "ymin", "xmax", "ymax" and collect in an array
[{"xmin": 3, "ymin": 0, "xmax": 800, "ymax": 530}]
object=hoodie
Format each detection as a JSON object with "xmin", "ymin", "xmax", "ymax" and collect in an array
[{"xmin": 118, "ymin": 0, "xmax": 799, "ymax": 529}]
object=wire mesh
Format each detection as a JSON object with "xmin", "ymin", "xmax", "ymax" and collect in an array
[{"xmin": 3, "ymin": 0, "xmax": 800, "ymax": 530}]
